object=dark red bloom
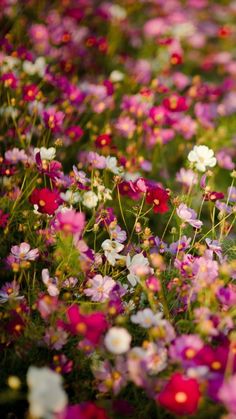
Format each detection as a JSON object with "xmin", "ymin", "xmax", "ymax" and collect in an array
[
  {"xmin": 23, "ymin": 84, "xmax": 39, "ymax": 102},
  {"xmin": 157, "ymin": 373, "xmax": 201, "ymax": 415},
  {"xmin": 170, "ymin": 52, "xmax": 183, "ymax": 65},
  {"xmin": 95, "ymin": 134, "xmax": 112, "ymax": 148},
  {"xmin": 29, "ymin": 188, "xmax": 60, "ymax": 215},
  {"xmin": 146, "ymin": 187, "xmax": 169, "ymax": 213},
  {"xmin": 203, "ymin": 191, "xmax": 224, "ymax": 202},
  {"xmin": 67, "ymin": 305, "xmax": 108, "ymax": 345}
]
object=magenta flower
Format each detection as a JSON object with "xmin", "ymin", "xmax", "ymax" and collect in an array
[
  {"xmin": 84, "ymin": 274, "xmax": 116, "ymax": 302},
  {"xmin": 43, "ymin": 108, "xmax": 65, "ymax": 132}
]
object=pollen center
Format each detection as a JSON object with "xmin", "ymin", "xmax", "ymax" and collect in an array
[{"xmin": 175, "ymin": 392, "xmax": 187, "ymax": 403}]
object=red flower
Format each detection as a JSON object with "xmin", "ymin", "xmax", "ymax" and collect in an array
[
  {"xmin": 23, "ymin": 84, "xmax": 39, "ymax": 101},
  {"xmin": 203, "ymin": 191, "xmax": 224, "ymax": 202},
  {"xmin": 157, "ymin": 373, "xmax": 201, "ymax": 416},
  {"xmin": 67, "ymin": 305, "xmax": 108, "ymax": 345},
  {"xmin": 146, "ymin": 187, "xmax": 169, "ymax": 213},
  {"xmin": 95, "ymin": 134, "xmax": 111, "ymax": 148},
  {"xmin": 170, "ymin": 52, "xmax": 183, "ymax": 65},
  {"xmin": 29, "ymin": 188, "xmax": 60, "ymax": 215}
]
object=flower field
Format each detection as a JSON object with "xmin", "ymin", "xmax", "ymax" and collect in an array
[{"xmin": 0, "ymin": 0, "xmax": 236, "ymax": 418}]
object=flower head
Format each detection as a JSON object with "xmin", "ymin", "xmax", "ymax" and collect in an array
[
  {"xmin": 188, "ymin": 145, "xmax": 216, "ymax": 172},
  {"xmin": 104, "ymin": 327, "xmax": 131, "ymax": 355},
  {"xmin": 157, "ymin": 373, "xmax": 201, "ymax": 415}
]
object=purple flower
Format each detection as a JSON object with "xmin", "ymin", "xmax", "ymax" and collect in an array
[
  {"xmin": 93, "ymin": 357, "xmax": 128, "ymax": 395},
  {"xmin": 0, "ymin": 281, "xmax": 23, "ymax": 303},
  {"xmin": 169, "ymin": 236, "xmax": 191, "ymax": 254},
  {"xmin": 228, "ymin": 186, "xmax": 236, "ymax": 202},
  {"xmin": 176, "ymin": 204, "xmax": 203, "ymax": 229},
  {"xmin": 169, "ymin": 335, "xmax": 203, "ymax": 366}
]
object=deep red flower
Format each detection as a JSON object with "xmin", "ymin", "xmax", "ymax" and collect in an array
[
  {"xmin": 146, "ymin": 187, "xmax": 169, "ymax": 213},
  {"xmin": 157, "ymin": 373, "xmax": 201, "ymax": 415},
  {"xmin": 203, "ymin": 191, "xmax": 224, "ymax": 202},
  {"xmin": 170, "ymin": 52, "xmax": 183, "ymax": 65},
  {"xmin": 95, "ymin": 134, "xmax": 112, "ymax": 148},
  {"xmin": 67, "ymin": 305, "xmax": 108, "ymax": 345},
  {"xmin": 23, "ymin": 84, "xmax": 39, "ymax": 102},
  {"xmin": 29, "ymin": 188, "xmax": 60, "ymax": 215}
]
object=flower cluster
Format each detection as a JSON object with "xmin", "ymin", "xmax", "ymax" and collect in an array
[{"xmin": 0, "ymin": 0, "xmax": 236, "ymax": 418}]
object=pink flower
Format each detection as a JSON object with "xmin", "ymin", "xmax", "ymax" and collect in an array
[
  {"xmin": 219, "ymin": 375, "xmax": 236, "ymax": 414},
  {"xmin": 10, "ymin": 242, "xmax": 39, "ymax": 261},
  {"xmin": 5, "ymin": 148, "xmax": 28, "ymax": 163},
  {"xmin": 176, "ymin": 204, "xmax": 203, "ymax": 229},
  {"xmin": 55, "ymin": 210, "xmax": 85, "ymax": 236},
  {"xmin": 84, "ymin": 274, "xmax": 116, "ymax": 302},
  {"xmin": 115, "ymin": 116, "xmax": 136, "ymax": 138}
]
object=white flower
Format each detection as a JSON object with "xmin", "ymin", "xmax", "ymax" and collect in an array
[
  {"xmin": 60, "ymin": 190, "xmax": 80, "ymax": 204},
  {"xmin": 23, "ymin": 57, "xmax": 46, "ymax": 77},
  {"xmin": 106, "ymin": 156, "xmax": 123, "ymax": 175},
  {"xmin": 131, "ymin": 308, "xmax": 163, "ymax": 329},
  {"xmin": 188, "ymin": 145, "xmax": 216, "ymax": 172},
  {"xmin": 126, "ymin": 253, "xmax": 151, "ymax": 286},
  {"xmin": 83, "ymin": 191, "xmax": 98, "ymax": 209},
  {"xmin": 34, "ymin": 147, "xmax": 56, "ymax": 161},
  {"xmin": 110, "ymin": 70, "xmax": 124, "ymax": 82},
  {"xmin": 97, "ymin": 184, "xmax": 113, "ymax": 201},
  {"xmin": 27, "ymin": 366, "xmax": 68, "ymax": 419},
  {"xmin": 109, "ymin": 4, "xmax": 127, "ymax": 20},
  {"xmin": 101, "ymin": 239, "xmax": 124, "ymax": 266},
  {"xmin": 104, "ymin": 327, "xmax": 131, "ymax": 354}
]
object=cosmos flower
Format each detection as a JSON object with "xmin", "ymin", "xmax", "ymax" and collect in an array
[
  {"xmin": 188, "ymin": 145, "xmax": 217, "ymax": 172},
  {"xmin": 157, "ymin": 373, "xmax": 201, "ymax": 415},
  {"xmin": 27, "ymin": 366, "xmax": 68, "ymax": 419},
  {"xmin": 176, "ymin": 203, "xmax": 203, "ymax": 229},
  {"xmin": 104, "ymin": 327, "xmax": 131, "ymax": 355},
  {"xmin": 146, "ymin": 186, "xmax": 169, "ymax": 213},
  {"xmin": 84, "ymin": 274, "xmax": 116, "ymax": 302},
  {"xmin": 29, "ymin": 188, "xmax": 60, "ymax": 215}
]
